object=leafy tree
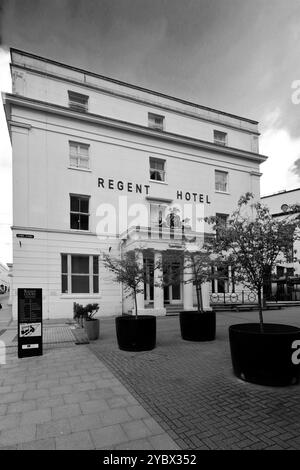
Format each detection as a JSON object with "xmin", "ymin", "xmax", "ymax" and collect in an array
[
  {"xmin": 206, "ymin": 192, "xmax": 300, "ymax": 331},
  {"xmin": 163, "ymin": 243, "xmax": 220, "ymax": 313},
  {"xmin": 102, "ymin": 249, "xmax": 161, "ymax": 317}
]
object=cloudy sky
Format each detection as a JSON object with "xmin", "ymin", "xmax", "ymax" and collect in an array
[{"xmin": 1, "ymin": 0, "xmax": 300, "ymax": 265}]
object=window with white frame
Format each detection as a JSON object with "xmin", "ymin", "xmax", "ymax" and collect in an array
[
  {"xmin": 215, "ymin": 170, "xmax": 228, "ymax": 193},
  {"xmin": 214, "ymin": 130, "xmax": 227, "ymax": 146},
  {"xmin": 61, "ymin": 254, "xmax": 99, "ymax": 294},
  {"xmin": 148, "ymin": 113, "xmax": 164, "ymax": 131},
  {"xmin": 150, "ymin": 203, "xmax": 167, "ymax": 228},
  {"xmin": 70, "ymin": 195, "xmax": 90, "ymax": 230},
  {"xmin": 69, "ymin": 142, "xmax": 90, "ymax": 169},
  {"xmin": 149, "ymin": 157, "xmax": 166, "ymax": 182},
  {"xmin": 68, "ymin": 91, "xmax": 89, "ymax": 112}
]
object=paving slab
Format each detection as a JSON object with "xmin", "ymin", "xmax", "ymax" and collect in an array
[
  {"xmin": 0, "ymin": 343, "xmax": 177, "ymax": 450},
  {"xmin": 89, "ymin": 307, "xmax": 300, "ymax": 450},
  {"xmin": 2, "ymin": 307, "xmax": 299, "ymax": 450}
]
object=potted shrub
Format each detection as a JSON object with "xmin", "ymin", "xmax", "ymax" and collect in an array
[
  {"xmin": 73, "ymin": 302, "xmax": 87, "ymax": 327},
  {"xmin": 209, "ymin": 192, "xmax": 300, "ymax": 386},
  {"xmin": 165, "ymin": 244, "xmax": 218, "ymax": 341},
  {"xmin": 102, "ymin": 250, "xmax": 160, "ymax": 352},
  {"xmin": 84, "ymin": 303, "xmax": 100, "ymax": 340}
]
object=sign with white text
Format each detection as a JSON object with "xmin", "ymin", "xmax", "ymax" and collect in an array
[{"xmin": 18, "ymin": 289, "xmax": 43, "ymax": 358}]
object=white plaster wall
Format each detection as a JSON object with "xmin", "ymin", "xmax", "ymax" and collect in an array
[
  {"xmin": 11, "ymin": 65, "xmax": 259, "ymax": 153},
  {"xmin": 11, "ymin": 107, "xmax": 261, "ymax": 234},
  {"xmin": 11, "ymin": 231, "xmax": 121, "ymax": 320}
]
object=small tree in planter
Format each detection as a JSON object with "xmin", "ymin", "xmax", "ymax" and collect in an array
[
  {"xmin": 73, "ymin": 302, "xmax": 87, "ymax": 327},
  {"xmin": 207, "ymin": 192, "xmax": 300, "ymax": 386},
  {"xmin": 163, "ymin": 243, "xmax": 220, "ymax": 341},
  {"xmin": 84, "ymin": 303, "xmax": 100, "ymax": 340},
  {"xmin": 102, "ymin": 249, "xmax": 161, "ymax": 351},
  {"xmin": 73, "ymin": 303, "xmax": 99, "ymax": 340}
]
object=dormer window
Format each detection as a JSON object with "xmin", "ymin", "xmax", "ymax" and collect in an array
[
  {"xmin": 214, "ymin": 130, "xmax": 227, "ymax": 146},
  {"xmin": 68, "ymin": 91, "xmax": 89, "ymax": 112},
  {"xmin": 148, "ymin": 113, "xmax": 164, "ymax": 131}
]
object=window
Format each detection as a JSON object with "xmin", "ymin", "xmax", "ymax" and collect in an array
[
  {"xmin": 70, "ymin": 195, "xmax": 90, "ymax": 230},
  {"xmin": 148, "ymin": 113, "xmax": 164, "ymax": 131},
  {"xmin": 150, "ymin": 203, "xmax": 166, "ymax": 228},
  {"xmin": 216, "ymin": 213, "xmax": 228, "ymax": 226},
  {"xmin": 216, "ymin": 213, "xmax": 228, "ymax": 241},
  {"xmin": 61, "ymin": 254, "xmax": 99, "ymax": 294},
  {"xmin": 277, "ymin": 266, "xmax": 285, "ymax": 278},
  {"xmin": 69, "ymin": 142, "xmax": 90, "ymax": 169},
  {"xmin": 215, "ymin": 170, "xmax": 228, "ymax": 192},
  {"xmin": 149, "ymin": 157, "xmax": 166, "ymax": 182},
  {"xmin": 214, "ymin": 130, "xmax": 227, "ymax": 146},
  {"xmin": 68, "ymin": 91, "xmax": 89, "ymax": 112}
]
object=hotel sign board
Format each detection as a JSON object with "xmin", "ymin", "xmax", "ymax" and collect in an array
[{"xmin": 18, "ymin": 288, "xmax": 43, "ymax": 358}]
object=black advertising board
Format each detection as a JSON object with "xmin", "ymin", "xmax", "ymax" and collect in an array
[{"xmin": 18, "ymin": 288, "xmax": 43, "ymax": 358}]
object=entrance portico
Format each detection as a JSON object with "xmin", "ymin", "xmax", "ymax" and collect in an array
[{"xmin": 120, "ymin": 226, "xmax": 211, "ymax": 315}]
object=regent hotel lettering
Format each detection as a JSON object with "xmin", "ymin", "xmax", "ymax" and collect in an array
[{"xmin": 97, "ymin": 177, "xmax": 211, "ymax": 204}]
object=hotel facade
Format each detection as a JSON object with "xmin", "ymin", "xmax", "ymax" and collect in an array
[{"xmin": 3, "ymin": 49, "xmax": 267, "ymax": 320}]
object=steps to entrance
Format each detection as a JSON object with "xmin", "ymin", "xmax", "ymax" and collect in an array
[{"xmin": 165, "ymin": 305, "xmax": 183, "ymax": 316}]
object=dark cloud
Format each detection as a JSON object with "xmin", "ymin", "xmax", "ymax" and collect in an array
[
  {"xmin": 1, "ymin": 0, "xmax": 300, "ymax": 137},
  {"xmin": 290, "ymin": 157, "xmax": 300, "ymax": 178}
]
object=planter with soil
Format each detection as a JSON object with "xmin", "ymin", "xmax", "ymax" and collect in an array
[
  {"xmin": 84, "ymin": 318, "xmax": 100, "ymax": 341},
  {"xmin": 229, "ymin": 323, "xmax": 300, "ymax": 386},
  {"xmin": 115, "ymin": 315, "xmax": 156, "ymax": 351},
  {"xmin": 179, "ymin": 310, "xmax": 216, "ymax": 341}
]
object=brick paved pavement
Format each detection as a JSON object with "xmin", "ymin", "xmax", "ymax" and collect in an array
[
  {"xmin": 0, "ymin": 346, "xmax": 178, "ymax": 450},
  {"xmin": 89, "ymin": 308, "xmax": 300, "ymax": 450}
]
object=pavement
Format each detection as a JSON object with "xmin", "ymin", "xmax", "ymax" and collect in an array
[
  {"xmin": 0, "ymin": 346, "xmax": 178, "ymax": 450},
  {"xmin": 0, "ymin": 306, "xmax": 300, "ymax": 450}
]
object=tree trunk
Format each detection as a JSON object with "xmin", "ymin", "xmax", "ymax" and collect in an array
[
  {"xmin": 196, "ymin": 284, "xmax": 204, "ymax": 313},
  {"xmin": 257, "ymin": 286, "xmax": 264, "ymax": 333},
  {"xmin": 133, "ymin": 289, "xmax": 138, "ymax": 318},
  {"xmin": 199, "ymin": 284, "xmax": 204, "ymax": 313}
]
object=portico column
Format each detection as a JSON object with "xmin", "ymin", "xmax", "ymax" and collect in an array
[
  {"xmin": 154, "ymin": 251, "xmax": 164, "ymax": 309},
  {"xmin": 136, "ymin": 250, "xmax": 144, "ymax": 313},
  {"xmin": 228, "ymin": 265, "xmax": 232, "ymax": 293},
  {"xmin": 202, "ymin": 282, "xmax": 211, "ymax": 311},
  {"xmin": 183, "ymin": 255, "xmax": 193, "ymax": 310}
]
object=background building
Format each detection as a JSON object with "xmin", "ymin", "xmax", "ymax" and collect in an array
[
  {"xmin": 3, "ymin": 49, "xmax": 267, "ymax": 319},
  {"xmin": 261, "ymin": 188, "xmax": 300, "ymax": 302},
  {"xmin": 0, "ymin": 261, "xmax": 10, "ymax": 294}
]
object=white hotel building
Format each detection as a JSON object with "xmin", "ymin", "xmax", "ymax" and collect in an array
[{"xmin": 3, "ymin": 49, "xmax": 267, "ymax": 320}]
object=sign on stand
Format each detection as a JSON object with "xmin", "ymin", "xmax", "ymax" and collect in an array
[{"xmin": 18, "ymin": 288, "xmax": 43, "ymax": 358}]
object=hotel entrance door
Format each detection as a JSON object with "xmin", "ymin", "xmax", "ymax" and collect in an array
[{"xmin": 163, "ymin": 262, "xmax": 182, "ymax": 304}]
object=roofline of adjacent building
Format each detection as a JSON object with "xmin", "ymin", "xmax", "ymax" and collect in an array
[
  {"xmin": 261, "ymin": 187, "xmax": 300, "ymax": 198},
  {"xmin": 2, "ymin": 92, "xmax": 268, "ymax": 164},
  {"xmin": 10, "ymin": 48, "xmax": 259, "ymax": 126}
]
